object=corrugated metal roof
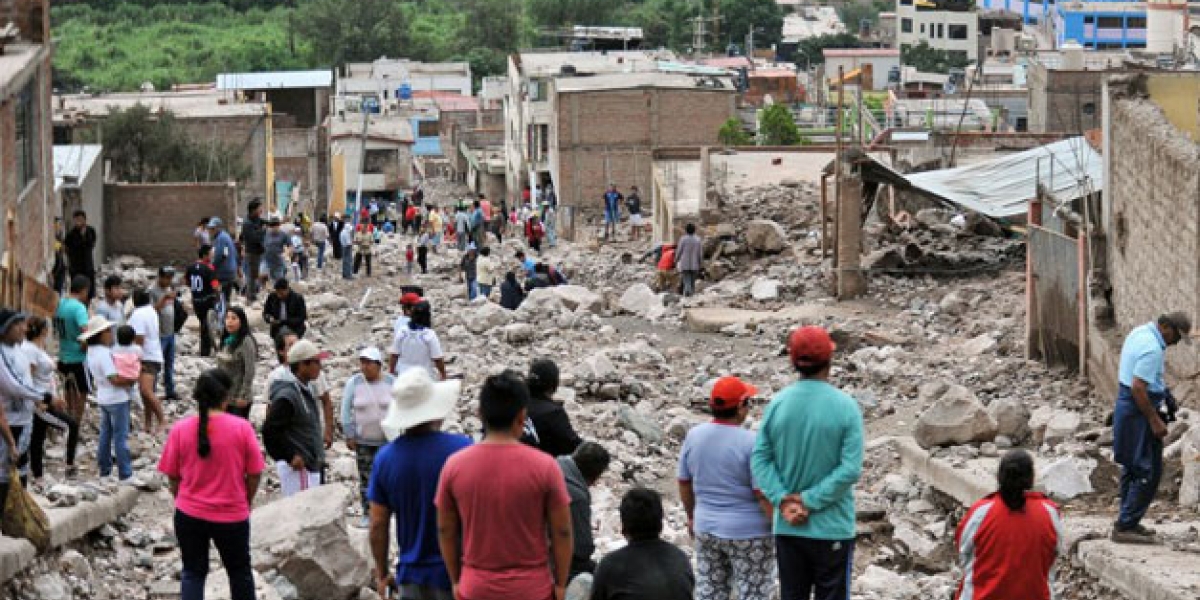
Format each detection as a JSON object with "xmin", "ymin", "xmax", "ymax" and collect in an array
[
  {"xmin": 53, "ymin": 144, "xmax": 103, "ymax": 189},
  {"xmin": 822, "ymin": 48, "xmax": 900, "ymax": 57},
  {"xmin": 216, "ymin": 70, "xmax": 332, "ymax": 90}
]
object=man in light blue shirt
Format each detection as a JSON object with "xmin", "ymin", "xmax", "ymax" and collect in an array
[{"xmin": 1112, "ymin": 312, "xmax": 1190, "ymax": 543}]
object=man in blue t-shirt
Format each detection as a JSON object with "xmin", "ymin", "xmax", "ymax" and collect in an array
[
  {"xmin": 602, "ymin": 184, "xmax": 623, "ymax": 241},
  {"xmin": 368, "ymin": 369, "xmax": 471, "ymax": 600},
  {"xmin": 54, "ymin": 275, "xmax": 92, "ymax": 422}
]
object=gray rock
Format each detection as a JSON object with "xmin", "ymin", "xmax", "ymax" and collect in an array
[
  {"xmin": 617, "ymin": 405, "xmax": 664, "ymax": 444},
  {"xmin": 205, "ymin": 569, "xmax": 285, "ymax": 600},
  {"xmin": 576, "ymin": 353, "xmax": 616, "ymax": 381},
  {"xmin": 58, "ymin": 549, "xmax": 92, "ymax": 580},
  {"xmin": 1043, "ymin": 410, "xmax": 1081, "ymax": 446},
  {"xmin": 749, "ymin": 278, "xmax": 781, "ymax": 301},
  {"xmin": 745, "ymin": 219, "xmax": 788, "ymax": 253},
  {"xmin": 598, "ymin": 383, "xmax": 622, "ymax": 400},
  {"xmin": 618, "ymin": 284, "xmax": 666, "ymax": 320},
  {"xmin": 31, "ymin": 573, "xmax": 69, "ymax": 600},
  {"xmin": 988, "ymin": 398, "xmax": 1031, "ymax": 443},
  {"xmin": 1178, "ymin": 427, "xmax": 1200, "ymax": 507},
  {"xmin": 467, "ymin": 302, "xmax": 511, "ymax": 334},
  {"xmin": 551, "ymin": 285, "xmax": 604, "ymax": 313},
  {"xmin": 914, "ymin": 382, "xmax": 999, "ymax": 449},
  {"xmin": 939, "ymin": 291, "xmax": 969, "ymax": 316},
  {"xmin": 960, "ymin": 333, "xmax": 997, "ymax": 356},
  {"xmin": 501, "ymin": 323, "xmax": 537, "ymax": 344},
  {"xmin": 1040, "ymin": 457, "xmax": 1096, "ymax": 500},
  {"xmin": 858, "ymin": 565, "xmax": 919, "ymax": 599}
]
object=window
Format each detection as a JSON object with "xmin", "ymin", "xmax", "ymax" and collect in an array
[
  {"xmin": 418, "ymin": 120, "xmax": 439, "ymax": 138},
  {"xmin": 901, "ymin": 18, "xmax": 913, "ymax": 33},
  {"xmin": 15, "ymin": 81, "xmax": 38, "ymax": 193},
  {"xmin": 920, "ymin": 23, "xmax": 925, "ymax": 34},
  {"xmin": 1097, "ymin": 16, "xmax": 1122, "ymax": 28},
  {"xmin": 937, "ymin": 23, "xmax": 944, "ymax": 38},
  {"xmin": 948, "ymin": 24, "xmax": 968, "ymax": 39},
  {"xmin": 1084, "ymin": 16, "xmax": 1094, "ymax": 24},
  {"xmin": 1127, "ymin": 17, "xmax": 1146, "ymax": 28},
  {"xmin": 363, "ymin": 149, "xmax": 397, "ymax": 174},
  {"xmin": 900, "ymin": 0, "xmax": 913, "ymax": 4}
]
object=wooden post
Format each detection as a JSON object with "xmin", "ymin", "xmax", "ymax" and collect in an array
[
  {"xmin": 820, "ymin": 173, "xmax": 830, "ymax": 259},
  {"xmin": 832, "ymin": 67, "xmax": 845, "ymax": 287},
  {"xmin": 1025, "ymin": 197, "xmax": 1043, "ymax": 360},
  {"xmin": 836, "ymin": 170, "xmax": 866, "ymax": 300},
  {"xmin": 1077, "ymin": 223, "xmax": 1088, "ymax": 377}
]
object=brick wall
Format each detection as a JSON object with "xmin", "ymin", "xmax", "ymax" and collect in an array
[
  {"xmin": 1104, "ymin": 94, "xmax": 1200, "ymax": 392},
  {"xmin": 104, "ymin": 182, "xmax": 238, "ymax": 268},
  {"xmin": 1, "ymin": 44, "xmax": 56, "ymax": 281}
]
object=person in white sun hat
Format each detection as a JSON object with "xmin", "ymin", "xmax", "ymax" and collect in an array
[
  {"xmin": 78, "ymin": 315, "xmax": 142, "ymax": 486},
  {"xmin": 367, "ymin": 368, "xmax": 470, "ymax": 600}
]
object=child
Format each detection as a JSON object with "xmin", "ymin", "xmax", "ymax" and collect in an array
[
  {"xmin": 112, "ymin": 326, "xmax": 143, "ymax": 408},
  {"xmin": 405, "ymin": 244, "xmax": 415, "ymax": 275}
]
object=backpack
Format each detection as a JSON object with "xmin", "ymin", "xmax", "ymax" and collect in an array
[{"xmin": 173, "ymin": 297, "xmax": 188, "ymax": 334}]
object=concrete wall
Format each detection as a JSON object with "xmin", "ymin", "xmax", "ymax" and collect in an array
[
  {"xmin": 104, "ymin": 182, "xmax": 238, "ymax": 268},
  {"xmin": 551, "ymin": 87, "xmax": 735, "ymax": 210},
  {"xmin": 1027, "ymin": 64, "xmax": 1106, "ymax": 133},
  {"xmin": 58, "ymin": 158, "xmax": 106, "ymax": 262},
  {"xmin": 173, "ymin": 115, "xmax": 267, "ymax": 202}
]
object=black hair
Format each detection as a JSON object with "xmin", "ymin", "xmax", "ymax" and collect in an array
[
  {"xmin": 409, "ymin": 301, "xmax": 432, "ymax": 330},
  {"xmin": 248, "ymin": 198, "xmax": 262, "ymax": 212},
  {"xmin": 480, "ymin": 246, "xmax": 491, "ymax": 257},
  {"xmin": 104, "ymin": 275, "xmax": 122, "ymax": 290},
  {"xmin": 516, "ymin": 251, "xmax": 526, "ymax": 259},
  {"xmin": 535, "ymin": 262, "xmax": 548, "ymax": 274},
  {"xmin": 712, "ymin": 405, "xmax": 741, "ymax": 419},
  {"xmin": 479, "ymin": 370, "xmax": 530, "ymax": 431},
  {"xmin": 132, "ymin": 288, "xmax": 150, "ymax": 307},
  {"xmin": 198, "ymin": 217, "xmax": 210, "ymax": 226},
  {"xmin": 198, "ymin": 244, "xmax": 213, "ymax": 259},
  {"xmin": 70, "ymin": 275, "xmax": 91, "ymax": 294},
  {"xmin": 222, "ymin": 306, "xmax": 253, "ymax": 350},
  {"xmin": 275, "ymin": 278, "xmax": 290, "ymax": 291},
  {"xmin": 573, "ymin": 442, "xmax": 610, "ymax": 484},
  {"xmin": 274, "ymin": 326, "xmax": 297, "ymax": 362},
  {"xmin": 24, "ymin": 316, "xmax": 48, "ymax": 342},
  {"xmin": 526, "ymin": 358, "xmax": 559, "ymax": 397},
  {"xmin": 194, "ymin": 369, "xmax": 233, "ymax": 459},
  {"xmin": 685, "ymin": 223, "xmax": 697, "ymax": 235},
  {"xmin": 116, "ymin": 325, "xmax": 136, "ymax": 346},
  {"xmin": 473, "ymin": 200, "xmax": 481, "ymax": 208},
  {"xmin": 998, "ymin": 449, "xmax": 1035, "ymax": 511},
  {"xmin": 794, "ymin": 361, "xmax": 830, "ymax": 378},
  {"xmin": 73, "ymin": 210, "xmax": 87, "ymax": 219},
  {"xmin": 620, "ymin": 487, "xmax": 664, "ymax": 541}
]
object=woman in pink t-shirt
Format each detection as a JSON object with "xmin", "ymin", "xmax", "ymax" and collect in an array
[{"xmin": 158, "ymin": 369, "xmax": 265, "ymax": 600}]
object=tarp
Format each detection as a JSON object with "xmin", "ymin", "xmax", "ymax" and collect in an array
[{"xmin": 871, "ymin": 137, "xmax": 1102, "ymax": 218}]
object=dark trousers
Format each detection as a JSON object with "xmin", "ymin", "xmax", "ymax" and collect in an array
[
  {"xmin": 331, "ymin": 236, "xmax": 344, "ymax": 260},
  {"xmin": 354, "ymin": 444, "xmax": 381, "ymax": 515},
  {"xmin": 417, "ymin": 247, "xmax": 429, "ymax": 274},
  {"xmin": 244, "ymin": 253, "xmax": 262, "ymax": 300},
  {"xmin": 354, "ymin": 253, "xmax": 372, "ymax": 276},
  {"xmin": 194, "ymin": 299, "xmax": 215, "ymax": 357},
  {"xmin": 30, "ymin": 409, "xmax": 79, "ymax": 478},
  {"xmin": 529, "ymin": 238, "xmax": 541, "ymax": 254},
  {"xmin": 1114, "ymin": 386, "xmax": 1164, "ymax": 529},
  {"xmin": 776, "ymin": 536, "xmax": 854, "ymax": 600},
  {"xmin": 176, "ymin": 509, "xmax": 254, "ymax": 600},
  {"xmin": 219, "ymin": 280, "xmax": 236, "ymax": 309}
]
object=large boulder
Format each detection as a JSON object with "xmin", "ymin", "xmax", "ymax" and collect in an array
[
  {"xmin": 617, "ymin": 405, "xmax": 664, "ymax": 444},
  {"xmin": 988, "ymin": 398, "xmax": 1031, "ymax": 443},
  {"xmin": 1040, "ymin": 457, "xmax": 1095, "ymax": 500},
  {"xmin": 250, "ymin": 484, "xmax": 370, "ymax": 600},
  {"xmin": 515, "ymin": 287, "xmax": 566, "ymax": 321},
  {"xmin": 551, "ymin": 285, "xmax": 604, "ymax": 313},
  {"xmin": 575, "ymin": 352, "xmax": 617, "ymax": 381},
  {"xmin": 745, "ymin": 219, "xmax": 788, "ymax": 253},
  {"xmin": 618, "ymin": 284, "xmax": 666, "ymax": 320},
  {"xmin": 1179, "ymin": 427, "xmax": 1200, "ymax": 507},
  {"xmin": 467, "ymin": 301, "xmax": 512, "ymax": 334},
  {"xmin": 914, "ymin": 382, "xmax": 998, "ymax": 448}
]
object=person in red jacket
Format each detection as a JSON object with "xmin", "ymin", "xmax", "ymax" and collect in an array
[
  {"xmin": 955, "ymin": 449, "xmax": 1064, "ymax": 600},
  {"xmin": 655, "ymin": 244, "xmax": 676, "ymax": 292}
]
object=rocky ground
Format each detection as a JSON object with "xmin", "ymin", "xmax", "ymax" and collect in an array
[{"xmin": 5, "ymin": 178, "xmax": 1196, "ymax": 600}]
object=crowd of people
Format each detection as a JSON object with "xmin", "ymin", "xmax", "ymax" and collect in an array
[{"xmin": 2, "ymin": 189, "xmax": 1182, "ymax": 600}]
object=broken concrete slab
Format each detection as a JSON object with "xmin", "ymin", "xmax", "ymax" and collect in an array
[
  {"xmin": 1076, "ymin": 537, "xmax": 1200, "ymax": 600},
  {"xmin": 683, "ymin": 304, "xmax": 832, "ymax": 333},
  {"xmin": 893, "ymin": 436, "xmax": 994, "ymax": 506}
]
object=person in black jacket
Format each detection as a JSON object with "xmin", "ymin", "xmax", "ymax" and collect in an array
[
  {"xmin": 519, "ymin": 358, "xmax": 581, "ymax": 457},
  {"xmin": 261, "ymin": 339, "xmax": 327, "ymax": 497},
  {"xmin": 499, "ymin": 271, "xmax": 525, "ymax": 310},
  {"xmin": 63, "ymin": 210, "xmax": 97, "ymax": 301},
  {"xmin": 591, "ymin": 488, "xmax": 694, "ymax": 600},
  {"xmin": 185, "ymin": 245, "xmax": 221, "ymax": 357},
  {"xmin": 262, "ymin": 278, "xmax": 307, "ymax": 340},
  {"xmin": 329, "ymin": 213, "xmax": 346, "ymax": 261},
  {"xmin": 557, "ymin": 442, "xmax": 611, "ymax": 580},
  {"xmin": 239, "ymin": 199, "xmax": 267, "ymax": 302}
]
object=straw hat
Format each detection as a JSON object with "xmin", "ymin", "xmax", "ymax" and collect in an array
[
  {"xmin": 380, "ymin": 369, "xmax": 461, "ymax": 440},
  {"xmin": 78, "ymin": 315, "xmax": 115, "ymax": 342}
]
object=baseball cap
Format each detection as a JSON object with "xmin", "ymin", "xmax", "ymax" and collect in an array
[
  {"xmin": 400, "ymin": 292, "xmax": 422, "ymax": 306},
  {"xmin": 358, "ymin": 346, "xmax": 383, "ymax": 363},
  {"xmin": 207, "ymin": 217, "xmax": 224, "ymax": 228},
  {"xmin": 287, "ymin": 340, "xmax": 331, "ymax": 364},
  {"xmin": 709, "ymin": 376, "xmax": 758, "ymax": 411},
  {"xmin": 158, "ymin": 266, "xmax": 176, "ymax": 277},
  {"xmin": 1162, "ymin": 312, "xmax": 1193, "ymax": 345},
  {"xmin": 788, "ymin": 325, "xmax": 835, "ymax": 367}
]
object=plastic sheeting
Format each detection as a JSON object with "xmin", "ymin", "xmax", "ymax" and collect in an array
[{"xmin": 899, "ymin": 137, "xmax": 1102, "ymax": 218}]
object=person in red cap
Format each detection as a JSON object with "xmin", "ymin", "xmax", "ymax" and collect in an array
[
  {"xmin": 678, "ymin": 376, "xmax": 776, "ymax": 600},
  {"xmin": 752, "ymin": 325, "xmax": 863, "ymax": 600},
  {"xmin": 388, "ymin": 293, "xmax": 423, "ymax": 375}
]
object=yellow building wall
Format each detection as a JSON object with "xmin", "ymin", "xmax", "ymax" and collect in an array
[
  {"xmin": 330, "ymin": 152, "xmax": 346, "ymax": 216},
  {"xmin": 1146, "ymin": 74, "xmax": 1200, "ymax": 140}
]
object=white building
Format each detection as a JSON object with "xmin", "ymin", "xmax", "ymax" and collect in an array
[
  {"xmin": 896, "ymin": 0, "xmax": 979, "ymax": 63},
  {"xmin": 339, "ymin": 58, "xmax": 472, "ymax": 103},
  {"xmin": 823, "ymin": 49, "xmax": 901, "ymax": 90}
]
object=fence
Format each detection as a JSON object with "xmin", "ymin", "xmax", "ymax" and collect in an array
[{"xmin": 1026, "ymin": 198, "xmax": 1086, "ymax": 372}]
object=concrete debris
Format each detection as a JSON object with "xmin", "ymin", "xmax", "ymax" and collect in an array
[
  {"xmin": 858, "ymin": 565, "xmax": 920, "ymax": 599},
  {"xmin": 617, "ymin": 283, "xmax": 666, "ymax": 320},
  {"xmin": 987, "ymin": 398, "xmax": 1031, "ymax": 443},
  {"xmin": 551, "ymin": 285, "xmax": 604, "ymax": 313},
  {"xmin": 1040, "ymin": 457, "xmax": 1096, "ymax": 500},
  {"xmin": 914, "ymin": 382, "xmax": 999, "ymax": 449},
  {"xmin": 1179, "ymin": 427, "xmax": 1200, "ymax": 507},
  {"xmin": 750, "ymin": 278, "xmax": 782, "ymax": 301},
  {"xmin": 617, "ymin": 405, "xmax": 664, "ymax": 444},
  {"xmin": 744, "ymin": 219, "xmax": 789, "ymax": 253}
]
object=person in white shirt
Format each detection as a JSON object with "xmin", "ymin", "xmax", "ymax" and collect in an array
[
  {"xmin": 79, "ymin": 316, "xmax": 141, "ymax": 485},
  {"xmin": 389, "ymin": 301, "xmax": 446, "ymax": 380},
  {"xmin": 339, "ymin": 346, "xmax": 395, "ymax": 522},
  {"xmin": 128, "ymin": 289, "xmax": 166, "ymax": 434},
  {"xmin": 21, "ymin": 316, "xmax": 79, "ymax": 482},
  {"xmin": 93, "ymin": 275, "xmax": 127, "ymax": 327}
]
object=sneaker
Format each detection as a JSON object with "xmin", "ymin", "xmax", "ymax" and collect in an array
[
  {"xmin": 1111, "ymin": 526, "xmax": 1157, "ymax": 544},
  {"xmin": 119, "ymin": 476, "xmax": 146, "ymax": 488}
]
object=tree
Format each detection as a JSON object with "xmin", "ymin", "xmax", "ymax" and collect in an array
[
  {"xmin": 718, "ymin": 118, "xmax": 752, "ymax": 146},
  {"xmin": 901, "ymin": 41, "xmax": 970, "ymax": 74},
  {"xmin": 528, "ymin": 0, "xmax": 617, "ymax": 30},
  {"xmin": 718, "ymin": 0, "xmax": 784, "ymax": 51},
  {"xmin": 88, "ymin": 104, "xmax": 251, "ymax": 183},
  {"xmin": 631, "ymin": 0, "xmax": 694, "ymax": 50},
  {"xmin": 796, "ymin": 32, "xmax": 862, "ymax": 69},
  {"xmin": 294, "ymin": 0, "xmax": 409, "ymax": 65},
  {"xmin": 758, "ymin": 103, "xmax": 804, "ymax": 146}
]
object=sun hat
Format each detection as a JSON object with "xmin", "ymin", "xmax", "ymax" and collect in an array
[
  {"xmin": 358, "ymin": 346, "xmax": 384, "ymax": 363},
  {"xmin": 287, "ymin": 339, "xmax": 331, "ymax": 364},
  {"xmin": 77, "ymin": 315, "xmax": 115, "ymax": 342},
  {"xmin": 380, "ymin": 369, "xmax": 461, "ymax": 440},
  {"xmin": 709, "ymin": 376, "xmax": 759, "ymax": 411},
  {"xmin": 788, "ymin": 325, "xmax": 835, "ymax": 367}
]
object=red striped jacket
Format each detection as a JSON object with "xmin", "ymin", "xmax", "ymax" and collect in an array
[{"xmin": 955, "ymin": 492, "xmax": 1064, "ymax": 600}]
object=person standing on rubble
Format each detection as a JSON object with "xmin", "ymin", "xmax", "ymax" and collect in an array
[
  {"xmin": 239, "ymin": 199, "xmax": 267, "ymax": 303},
  {"xmin": 602, "ymin": 184, "xmax": 623, "ymax": 241},
  {"xmin": 340, "ymin": 347, "xmax": 395, "ymax": 525},
  {"xmin": 263, "ymin": 339, "xmax": 329, "ymax": 497},
  {"xmin": 330, "ymin": 213, "xmax": 347, "ymax": 263},
  {"xmin": 63, "ymin": 210, "xmax": 98, "ymax": 302},
  {"xmin": 149, "ymin": 266, "xmax": 180, "ymax": 401},
  {"xmin": 676, "ymin": 223, "xmax": 703, "ymax": 297},
  {"xmin": 186, "ymin": 246, "xmax": 221, "ymax": 357},
  {"xmin": 0, "ymin": 310, "xmax": 56, "ymax": 505},
  {"xmin": 208, "ymin": 218, "xmax": 239, "ymax": 307},
  {"xmin": 55, "ymin": 275, "xmax": 92, "ymax": 426},
  {"xmin": 752, "ymin": 325, "xmax": 863, "ymax": 600},
  {"xmin": 519, "ymin": 358, "xmax": 582, "ymax": 458},
  {"xmin": 1111, "ymin": 312, "xmax": 1190, "ymax": 544},
  {"xmin": 129, "ymin": 288, "xmax": 168, "ymax": 434}
]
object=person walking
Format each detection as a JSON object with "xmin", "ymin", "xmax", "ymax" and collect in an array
[
  {"xmin": 477, "ymin": 247, "xmax": 499, "ymax": 299},
  {"xmin": 557, "ymin": 442, "xmax": 611, "ymax": 581},
  {"xmin": 240, "ymin": 199, "xmax": 267, "ymax": 302},
  {"xmin": 460, "ymin": 246, "xmax": 479, "ymax": 301},
  {"xmin": 954, "ymin": 449, "xmax": 1064, "ymax": 600},
  {"xmin": 263, "ymin": 340, "xmax": 329, "ymax": 497},
  {"xmin": 454, "ymin": 206, "xmax": 470, "ymax": 252},
  {"xmin": 752, "ymin": 325, "xmax": 863, "ymax": 600},
  {"xmin": 602, "ymin": 184, "xmax": 622, "ymax": 241},
  {"xmin": 23, "ymin": 317, "xmax": 79, "ymax": 483},
  {"xmin": 129, "ymin": 288, "xmax": 167, "ymax": 434},
  {"xmin": 63, "ymin": 210, "xmax": 98, "ymax": 301},
  {"xmin": 0, "ymin": 310, "xmax": 54, "ymax": 503},
  {"xmin": 208, "ymin": 218, "xmax": 240, "ymax": 307},
  {"xmin": 680, "ymin": 376, "xmax": 776, "ymax": 600},
  {"xmin": 159, "ymin": 369, "xmax": 264, "ymax": 600},
  {"xmin": 417, "ymin": 228, "xmax": 431, "ymax": 274},
  {"xmin": 79, "ymin": 315, "xmax": 140, "ymax": 485},
  {"xmin": 519, "ymin": 359, "xmax": 582, "ymax": 458},
  {"xmin": 340, "ymin": 347, "xmax": 395, "ymax": 523},
  {"xmin": 590, "ymin": 488, "xmax": 695, "ymax": 600},
  {"xmin": 676, "ymin": 223, "xmax": 703, "ymax": 297},
  {"xmin": 262, "ymin": 215, "xmax": 289, "ymax": 285},
  {"xmin": 263, "ymin": 278, "xmax": 308, "ymax": 340},
  {"xmin": 354, "ymin": 225, "xmax": 375, "ymax": 277},
  {"xmin": 435, "ymin": 371, "xmax": 573, "ymax": 600},
  {"xmin": 390, "ymin": 301, "xmax": 447, "ymax": 380},
  {"xmin": 1111, "ymin": 312, "xmax": 1190, "ymax": 544},
  {"xmin": 265, "ymin": 330, "xmax": 336, "ymax": 452},
  {"xmin": 186, "ymin": 246, "xmax": 221, "ymax": 357},
  {"xmin": 149, "ymin": 266, "xmax": 180, "ymax": 401},
  {"xmin": 370, "ymin": 367, "xmax": 470, "ymax": 600},
  {"xmin": 215, "ymin": 307, "xmax": 258, "ymax": 420},
  {"xmin": 55, "ymin": 275, "xmax": 92, "ymax": 425},
  {"xmin": 526, "ymin": 215, "xmax": 545, "ymax": 254}
]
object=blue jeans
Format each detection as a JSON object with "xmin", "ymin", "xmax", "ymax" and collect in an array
[
  {"xmin": 479, "ymin": 283, "xmax": 493, "ymax": 299},
  {"xmin": 466, "ymin": 278, "xmax": 478, "ymax": 300},
  {"xmin": 176, "ymin": 509, "xmax": 254, "ymax": 600},
  {"xmin": 159, "ymin": 334, "xmax": 176, "ymax": 397},
  {"xmin": 1114, "ymin": 385, "xmax": 1164, "ymax": 529},
  {"xmin": 98, "ymin": 402, "xmax": 132, "ymax": 479},
  {"xmin": 316, "ymin": 241, "xmax": 326, "ymax": 269},
  {"xmin": 342, "ymin": 245, "xmax": 354, "ymax": 279}
]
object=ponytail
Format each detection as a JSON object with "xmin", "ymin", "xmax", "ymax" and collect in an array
[
  {"xmin": 997, "ymin": 449, "xmax": 1035, "ymax": 511},
  {"xmin": 193, "ymin": 369, "xmax": 233, "ymax": 459}
]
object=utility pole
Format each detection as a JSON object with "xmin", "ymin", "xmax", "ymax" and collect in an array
[{"xmin": 352, "ymin": 107, "xmax": 370, "ymax": 229}]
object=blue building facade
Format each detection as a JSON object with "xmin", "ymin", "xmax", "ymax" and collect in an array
[
  {"xmin": 410, "ymin": 116, "xmax": 442, "ymax": 157},
  {"xmin": 979, "ymin": 0, "xmax": 1146, "ymax": 49}
]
